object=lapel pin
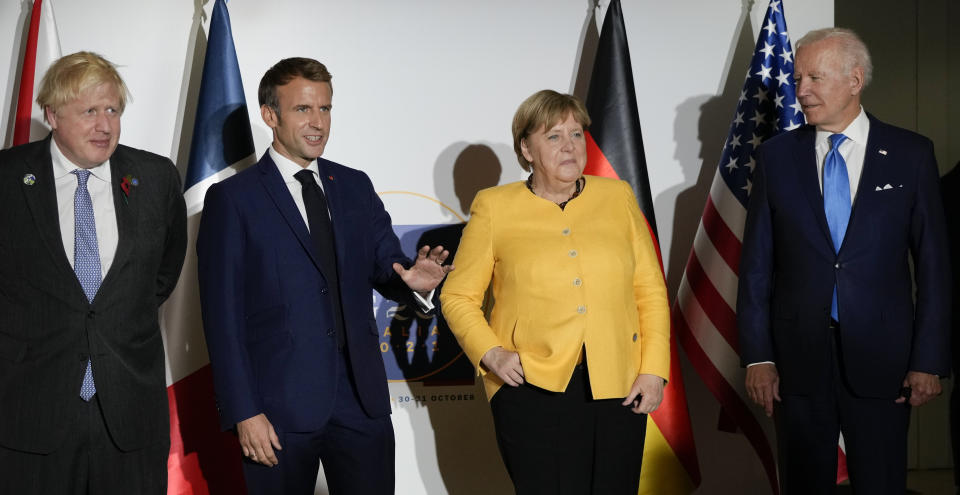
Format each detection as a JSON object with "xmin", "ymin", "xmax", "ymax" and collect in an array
[
  {"xmin": 22, "ymin": 173, "xmax": 36, "ymax": 185},
  {"xmin": 878, "ymin": 149, "xmax": 888, "ymax": 155},
  {"xmin": 120, "ymin": 175, "xmax": 139, "ymax": 204},
  {"xmin": 327, "ymin": 175, "xmax": 334, "ymax": 181}
]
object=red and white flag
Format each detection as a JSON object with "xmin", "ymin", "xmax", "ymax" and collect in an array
[{"xmin": 12, "ymin": 0, "xmax": 61, "ymax": 146}]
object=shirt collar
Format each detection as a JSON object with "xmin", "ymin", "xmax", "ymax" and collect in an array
[
  {"xmin": 815, "ymin": 106, "xmax": 869, "ymax": 149},
  {"xmin": 269, "ymin": 146, "xmax": 319, "ymax": 183},
  {"xmin": 50, "ymin": 138, "xmax": 112, "ymax": 182}
]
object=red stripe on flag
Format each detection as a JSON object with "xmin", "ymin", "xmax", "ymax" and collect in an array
[
  {"xmin": 683, "ymin": 251, "xmax": 739, "ymax": 352},
  {"xmin": 584, "ymin": 131, "xmax": 619, "ymax": 179},
  {"xmin": 702, "ymin": 196, "xmax": 742, "ymax": 274},
  {"xmin": 651, "ymin": 332, "xmax": 702, "ymax": 485},
  {"xmin": 167, "ymin": 365, "xmax": 247, "ymax": 495},
  {"xmin": 588, "ymin": 128, "xmax": 699, "ymax": 484},
  {"xmin": 13, "ymin": 0, "xmax": 43, "ymax": 146},
  {"xmin": 674, "ymin": 311, "xmax": 780, "ymax": 495}
]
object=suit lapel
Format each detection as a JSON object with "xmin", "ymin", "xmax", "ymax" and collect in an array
[
  {"xmin": 256, "ymin": 155, "xmax": 323, "ymax": 271},
  {"xmin": 844, "ymin": 116, "xmax": 884, "ymax": 252},
  {"xmin": 101, "ymin": 147, "xmax": 138, "ymax": 290},
  {"xmin": 794, "ymin": 128, "xmax": 834, "ymax": 246},
  {"xmin": 20, "ymin": 138, "xmax": 78, "ymax": 283}
]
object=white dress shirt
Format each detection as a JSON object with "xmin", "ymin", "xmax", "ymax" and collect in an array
[
  {"xmin": 268, "ymin": 146, "xmax": 434, "ymax": 309},
  {"xmin": 53, "ymin": 139, "xmax": 118, "ymax": 278},
  {"xmin": 814, "ymin": 107, "xmax": 870, "ymax": 201}
]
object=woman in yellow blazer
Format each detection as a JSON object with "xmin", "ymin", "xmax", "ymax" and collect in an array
[{"xmin": 440, "ymin": 90, "xmax": 670, "ymax": 494}]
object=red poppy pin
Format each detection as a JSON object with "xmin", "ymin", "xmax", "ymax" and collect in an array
[{"xmin": 120, "ymin": 174, "xmax": 139, "ymax": 203}]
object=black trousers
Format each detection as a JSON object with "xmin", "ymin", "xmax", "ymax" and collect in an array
[
  {"xmin": 776, "ymin": 326, "xmax": 911, "ymax": 495},
  {"xmin": 0, "ymin": 395, "xmax": 168, "ymax": 495},
  {"xmin": 241, "ymin": 349, "xmax": 395, "ymax": 495},
  {"xmin": 490, "ymin": 362, "xmax": 648, "ymax": 495}
]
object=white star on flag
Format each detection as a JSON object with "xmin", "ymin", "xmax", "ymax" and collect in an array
[{"xmin": 725, "ymin": 157, "xmax": 739, "ymax": 171}]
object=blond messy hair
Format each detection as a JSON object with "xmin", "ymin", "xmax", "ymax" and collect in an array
[
  {"xmin": 37, "ymin": 51, "xmax": 129, "ymax": 121},
  {"xmin": 511, "ymin": 90, "xmax": 591, "ymax": 172}
]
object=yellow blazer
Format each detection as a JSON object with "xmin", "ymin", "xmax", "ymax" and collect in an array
[{"xmin": 440, "ymin": 177, "xmax": 670, "ymax": 400}]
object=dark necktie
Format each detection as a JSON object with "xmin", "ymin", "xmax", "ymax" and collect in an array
[
  {"xmin": 72, "ymin": 170, "xmax": 99, "ymax": 401},
  {"xmin": 823, "ymin": 133, "xmax": 850, "ymax": 321},
  {"xmin": 294, "ymin": 170, "xmax": 346, "ymax": 349}
]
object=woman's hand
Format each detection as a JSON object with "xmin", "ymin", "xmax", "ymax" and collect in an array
[
  {"xmin": 481, "ymin": 346, "xmax": 525, "ymax": 387},
  {"xmin": 622, "ymin": 373, "xmax": 664, "ymax": 414}
]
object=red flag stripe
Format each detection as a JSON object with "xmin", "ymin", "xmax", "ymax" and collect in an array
[
  {"xmin": 683, "ymin": 252, "xmax": 739, "ymax": 351},
  {"xmin": 584, "ymin": 131, "xmax": 619, "ymax": 180},
  {"xmin": 701, "ymin": 196, "xmax": 742, "ymax": 274},
  {"xmin": 650, "ymin": 333, "xmax": 702, "ymax": 484},
  {"xmin": 13, "ymin": 0, "xmax": 43, "ymax": 146},
  {"xmin": 589, "ymin": 127, "xmax": 699, "ymax": 483},
  {"xmin": 674, "ymin": 311, "xmax": 779, "ymax": 495}
]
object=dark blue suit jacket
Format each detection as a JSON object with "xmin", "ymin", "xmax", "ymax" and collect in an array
[
  {"xmin": 738, "ymin": 114, "xmax": 951, "ymax": 398},
  {"xmin": 197, "ymin": 152, "xmax": 413, "ymax": 431}
]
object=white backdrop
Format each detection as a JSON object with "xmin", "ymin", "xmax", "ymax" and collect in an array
[{"xmin": 0, "ymin": 1, "xmax": 832, "ymax": 493}]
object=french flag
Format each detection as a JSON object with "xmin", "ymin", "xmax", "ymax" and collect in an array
[
  {"xmin": 161, "ymin": 0, "xmax": 255, "ymax": 492},
  {"xmin": 10, "ymin": 0, "xmax": 61, "ymax": 147}
]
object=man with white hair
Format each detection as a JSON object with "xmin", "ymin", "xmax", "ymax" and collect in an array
[{"xmin": 738, "ymin": 28, "xmax": 950, "ymax": 493}]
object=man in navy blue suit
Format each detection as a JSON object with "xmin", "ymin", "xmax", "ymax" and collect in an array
[
  {"xmin": 197, "ymin": 58, "xmax": 452, "ymax": 494},
  {"xmin": 738, "ymin": 28, "xmax": 950, "ymax": 494}
]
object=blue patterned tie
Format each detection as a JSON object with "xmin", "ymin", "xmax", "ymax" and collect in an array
[
  {"xmin": 823, "ymin": 134, "xmax": 850, "ymax": 321},
  {"xmin": 73, "ymin": 170, "xmax": 100, "ymax": 401}
]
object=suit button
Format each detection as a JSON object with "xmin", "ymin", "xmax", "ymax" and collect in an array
[
  {"xmin": 326, "ymin": 329, "xmax": 335, "ymax": 336},
  {"xmin": 632, "ymin": 333, "xmax": 638, "ymax": 342},
  {"xmin": 562, "ymin": 228, "xmax": 570, "ymax": 236},
  {"xmin": 569, "ymin": 249, "xmax": 578, "ymax": 258},
  {"xmin": 834, "ymin": 263, "xmax": 839, "ymax": 268},
  {"xmin": 573, "ymin": 278, "xmax": 582, "ymax": 287},
  {"xmin": 87, "ymin": 311, "xmax": 95, "ymax": 319},
  {"xmin": 320, "ymin": 288, "xmax": 329, "ymax": 294},
  {"xmin": 577, "ymin": 305, "xmax": 586, "ymax": 314}
]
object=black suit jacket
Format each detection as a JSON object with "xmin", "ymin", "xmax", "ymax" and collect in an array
[{"xmin": 0, "ymin": 137, "xmax": 186, "ymax": 453}]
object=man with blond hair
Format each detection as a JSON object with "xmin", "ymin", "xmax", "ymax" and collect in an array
[
  {"xmin": 0, "ymin": 51, "xmax": 186, "ymax": 493},
  {"xmin": 738, "ymin": 28, "xmax": 950, "ymax": 493}
]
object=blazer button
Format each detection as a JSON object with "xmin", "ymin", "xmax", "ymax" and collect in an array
[
  {"xmin": 632, "ymin": 333, "xmax": 638, "ymax": 342},
  {"xmin": 569, "ymin": 249, "xmax": 578, "ymax": 258},
  {"xmin": 577, "ymin": 305, "xmax": 586, "ymax": 314},
  {"xmin": 573, "ymin": 278, "xmax": 582, "ymax": 287},
  {"xmin": 326, "ymin": 329, "xmax": 335, "ymax": 336},
  {"xmin": 320, "ymin": 287, "xmax": 329, "ymax": 294},
  {"xmin": 562, "ymin": 228, "xmax": 570, "ymax": 236},
  {"xmin": 834, "ymin": 263, "xmax": 840, "ymax": 269}
]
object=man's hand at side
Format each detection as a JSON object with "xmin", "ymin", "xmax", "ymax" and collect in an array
[
  {"xmin": 237, "ymin": 413, "xmax": 282, "ymax": 467},
  {"xmin": 745, "ymin": 363, "xmax": 781, "ymax": 417}
]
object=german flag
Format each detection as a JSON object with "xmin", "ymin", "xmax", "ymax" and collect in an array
[{"xmin": 583, "ymin": 2, "xmax": 700, "ymax": 493}]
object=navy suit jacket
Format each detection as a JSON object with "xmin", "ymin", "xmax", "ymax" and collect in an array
[
  {"xmin": 197, "ymin": 152, "xmax": 414, "ymax": 431},
  {"xmin": 738, "ymin": 114, "xmax": 951, "ymax": 398}
]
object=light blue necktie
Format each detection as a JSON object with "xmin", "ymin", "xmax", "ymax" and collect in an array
[
  {"xmin": 73, "ymin": 170, "xmax": 100, "ymax": 401},
  {"xmin": 823, "ymin": 134, "xmax": 850, "ymax": 321}
]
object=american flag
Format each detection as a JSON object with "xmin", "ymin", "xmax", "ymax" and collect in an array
[{"xmin": 673, "ymin": 1, "xmax": 809, "ymax": 493}]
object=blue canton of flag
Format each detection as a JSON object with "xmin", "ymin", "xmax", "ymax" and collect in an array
[{"xmin": 719, "ymin": 0, "xmax": 804, "ymax": 207}]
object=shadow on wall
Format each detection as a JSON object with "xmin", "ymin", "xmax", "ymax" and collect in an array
[
  {"xmin": 397, "ymin": 142, "xmax": 512, "ymax": 494},
  {"xmin": 655, "ymin": 2, "xmax": 787, "ymax": 493},
  {"xmin": 656, "ymin": 0, "xmax": 756, "ymax": 301}
]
